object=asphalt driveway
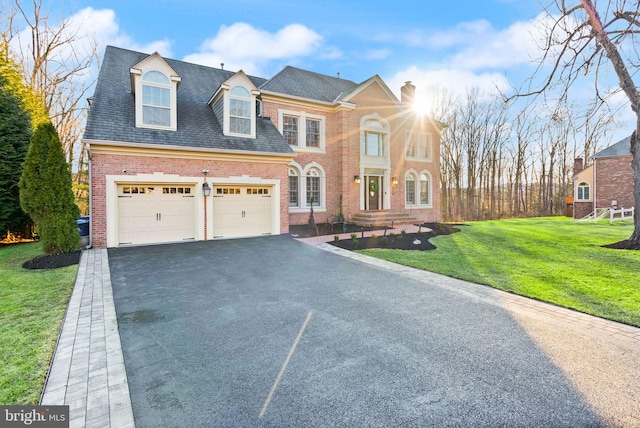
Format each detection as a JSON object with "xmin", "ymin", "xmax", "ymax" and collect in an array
[{"xmin": 108, "ymin": 236, "xmax": 604, "ymax": 427}]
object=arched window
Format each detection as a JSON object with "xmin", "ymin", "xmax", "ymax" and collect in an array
[
  {"xmin": 229, "ymin": 86, "xmax": 251, "ymax": 135},
  {"xmin": 306, "ymin": 167, "xmax": 321, "ymax": 206},
  {"xmin": 288, "ymin": 167, "xmax": 300, "ymax": 208},
  {"xmin": 405, "ymin": 173, "xmax": 416, "ymax": 205},
  {"xmin": 361, "ymin": 118, "xmax": 390, "ymax": 158},
  {"xmin": 142, "ymin": 70, "xmax": 171, "ymax": 127},
  {"xmin": 364, "ymin": 119, "xmax": 385, "ymax": 157},
  {"xmin": 577, "ymin": 182, "xmax": 590, "ymax": 200},
  {"xmin": 420, "ymin": 173, "xmax": 431, "ymax": 205}
]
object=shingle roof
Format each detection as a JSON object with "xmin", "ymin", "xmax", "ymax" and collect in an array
[
  {"xmin": 259, "ymin": 66, "xmax": 358, "ymax": 103},
  {"xmin": 593, "ymin": 136, "xmax": 632, "ymax": 158},
  {"xmin": 84, "ymin": 46, "xmax": 293, "ymax": 155}
]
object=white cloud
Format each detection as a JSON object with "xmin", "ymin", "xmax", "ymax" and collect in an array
[
  {"xmin": 379, "ymin": 14, "xmax": 567, "ymax": 114},
  {"xmin": 398, "ymin": 14, "xmax": 555, "ymax": 72},
  {"xmin": 9, "ymin": 6, "xmax": 173, "ymax": 83},
  {"xmin": 387, "ymin": 66, "xmax": 511, "ymax": 101},
  {"xmin": 183, "ymin": 22, "xmax": 323, "ymax": 75},
  {"xmin": 361, "ymin": 48, "xmax": 392, "ymax": 60},
  {"xmin": 68, "ymin": 7, "xmax": 173, "ymax": 57}
]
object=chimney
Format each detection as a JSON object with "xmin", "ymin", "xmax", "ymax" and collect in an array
[
  {"xmin": 573, "ymin": 157, "xmax": 584, "ymax": 174},
  {"xmin": 401, "ymin": 81, "xmax": 415, "ymax": 106}
]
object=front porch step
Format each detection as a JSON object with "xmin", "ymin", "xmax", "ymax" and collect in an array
[{"xmin": 351, "ymin": 211, "xmax": 419, "ymax": 227}]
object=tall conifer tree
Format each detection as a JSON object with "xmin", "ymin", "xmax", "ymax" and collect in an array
[
  {"xmin": 0, "ymin": 74, "xmax": 31, "ymax": 237},
  {"xmin": 20, "ymin": 122, "xmax": 79, "ymax": 254}
]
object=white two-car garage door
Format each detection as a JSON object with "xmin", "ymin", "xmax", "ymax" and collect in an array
[
  {"xmin": 118, "ymin": 184, "xmax": 196, "ymax": 245},
  {"xmin": 212, "ymin": 186, "xmax": 272, "ymax": 239}
]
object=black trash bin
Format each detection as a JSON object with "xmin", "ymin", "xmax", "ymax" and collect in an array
[{"xmin": 76, "ymin": 216, "xmax": 90, "ymax": 248}]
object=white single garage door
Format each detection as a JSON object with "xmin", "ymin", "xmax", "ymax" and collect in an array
[
  {"xmin": 212, "ymin": 185, "xmax": 273, "ymax": 239},
  {"xmin": 118, "ymin": 184, "xmax": 196, "ymax": 245}
]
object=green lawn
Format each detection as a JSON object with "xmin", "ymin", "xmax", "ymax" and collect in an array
[
  {"xmin": 360, "ymin": 217, "xmax": 640, "ymax": 327},
  {"xmin": 0, "ymin": 242, "xmax": 77, "ymax": 404}
]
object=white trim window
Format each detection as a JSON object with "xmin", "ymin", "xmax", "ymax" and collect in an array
[
  {"xmin": 365, "ymin": 131, "xmax": 384, "ymax": 157},
  {"xmin": 142, "ymin": 71, "xmax": 171, "ymax": 127},
  {"xmin": 419, "ymin": 173, "xmax": 431, "ymax": 205},
  {"xmin": 405, "ymin": 173, "xmax": 416, "ymax": 205},
  {"xmin": 306, "ymin": 168, "xmax": 321, "ymax": 207},
  {"xmin": 131, "ymin": 54, "xmax": 180, "ymax": 131},
  {"xmin": 283, "ymin": 115, "xmax": 299, "ymax": 146},
  {"xmin": 278, "ymin": 110, "xmax": 325, "ymax": 152},
  {"xmin": 577, "ymin": 181, "xmax": 590, "ymax": 201},
  {"xmin": 229, "ymin": 86, "xmax": 252, "ymax": 135},
  {"xmin": 361, "ymin": 117, "xmax": 390, "ymax": 160},
  {"xmin": 405, "ymin": 131, "xmax": 432, "ymax": 161},
  {"xmin": 288, "ymin": 167, "xmax": 300, "ymax": 207},
  {"xmin": 288, "ymin": 163, "xmax": 326, "ymax": 212},
  {"xmin": 405, "ymin": 170, "xmax": 432, "ymax": 208}
]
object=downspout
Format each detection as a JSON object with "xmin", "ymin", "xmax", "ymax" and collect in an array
[
  {"xmin": 87, "ymin": 148, "xmax": 93, "ymax": 249},
  {"xmin": 593, "ymin": 159, "xmax": 597, "ymax": 216}
]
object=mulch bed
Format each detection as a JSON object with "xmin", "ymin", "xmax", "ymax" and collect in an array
[
  {"xmin": 330, "ymin": 223, "xmax": 462, "ymax": 251},
  {"xmin": 22, "ymin": 250, "xmax": 81, "ymax": 270},
  {"xmin": 289, "ymin": 223, "xmax": 389, "ymax": 238}
]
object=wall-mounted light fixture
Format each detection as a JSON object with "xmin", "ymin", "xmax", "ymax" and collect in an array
[
  {"xmin": 202, "ymin": 182, "xmax": 211, "ymax": 197},
  {"xmin": 202, "ymin": 169, "xmax": 211, "ymax": 196},
  {"xmin": 392, "ymin": 177, "xmax": 399, "ymax": 185},
  {"xmin": 202, "ymin": 170, "xmax": 211, "ymax": 241},
  {"xmin": 354, "ymin": 175, "xmax": 361, "ymax": 184}
]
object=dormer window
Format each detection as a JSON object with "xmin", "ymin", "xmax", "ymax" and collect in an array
[
  {"xmin": 130, "ymin": 53, "xmax": 180, "ymax": 131},
  {"xmin": 208, "ymin": 71, "xmax": 258, "ymax": 138},
  {"xmin": 142, "ymin": 71, "xmax": 171, "ymax": 127},
  {"xmin": 229, "ymin": 86, "xmax": 251, "ymax": 135}
]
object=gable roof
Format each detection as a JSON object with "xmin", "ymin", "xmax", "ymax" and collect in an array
[
  {"xmin": 84, "ymin": 46, "xmax": 293, "ymax": 155},
  {"xmin": 593, "ymin": 136, "xmax": 632, "ymax": 159},
  {"xmin": 340, "ymin": 75, "xmax": 400, "ymax": 104},
  {"xmin": 259, "ymin": 66, "xmax": 359, "ymax": 103}
]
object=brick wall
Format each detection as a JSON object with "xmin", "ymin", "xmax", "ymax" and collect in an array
[
  {"xmin": 90, "ymin": 152, "xmax": 289, "ymax": 247},
  {"xmin": 573, "ymin": 201, "xmax": 593, "ymax": 219},
  {"xmin": 595, "ymin": 155, "xmax": 634, "ymax": 209}
]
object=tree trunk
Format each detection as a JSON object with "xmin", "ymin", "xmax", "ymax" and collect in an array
[
  {"xmin": 581, "ymin": 0, "xmax": 640, "ymax": 245},
  {"xmin": 630, "ymin": 129, "xmax": 640, "ymax": 244}
]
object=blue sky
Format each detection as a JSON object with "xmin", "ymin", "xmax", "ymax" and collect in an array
[
  {"xmin": 13, "ymin": 0, "xmax": 636, "ymax": 137},
  {"xmin": 45, "ymin": 1, "xmax": 541, "ymax": 92}
]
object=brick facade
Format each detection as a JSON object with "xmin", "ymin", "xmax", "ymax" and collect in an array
[
  {"xmin": 595, "ymin": 155, "xmax": 634, "ymax": 209},
  {"xmin": 90, "ymin": 151, "xmax": 289, "ymax": 248},
  {"xmin": 87, "ymin": 48, "xmax": 442, "ymax": 247},
  {"xmin": 572, "ymin": 153, "xmax": 634, "ymax": 219},
  {"xmin": 262, "ymin": 82, "xmax": 441, "ymax": 227},
  {"xmin": 573, "ymin": 201, "xmax": 593, "ymax": 219}
]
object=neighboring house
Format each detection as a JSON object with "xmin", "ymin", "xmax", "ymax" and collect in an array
[
  {"xmin": 84, "ymin": 46, "xmax": 443, "ymax": 248},
  {"xmin": 573, "ymin": 135, "xmax": 634, "ymax": 219}
]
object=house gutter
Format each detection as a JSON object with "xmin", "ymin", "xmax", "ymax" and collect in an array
[
  {"xmin": 84, "ymin": 139, "xmax": 295, "ymax": 161},
  {"xmin": 593, "ymin": 158, "xmax": 597, "ymax": 215}
]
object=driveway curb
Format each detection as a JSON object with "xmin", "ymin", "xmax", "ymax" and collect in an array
[{"xmin": 41, "ymin": 249, "xmax": 135, "ymax": 428}]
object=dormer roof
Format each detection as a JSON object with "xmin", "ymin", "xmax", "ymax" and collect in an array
[
  {"xmin": 129, "ymin": 51, "xmax": 181, "ymax": 93},
  {"xmin": 84, "ymin": 46, "xmax": 291, "ymax": 155}
]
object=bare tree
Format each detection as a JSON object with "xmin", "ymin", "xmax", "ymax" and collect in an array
[
  {"xmin": 521, "ymin": 0, "xmax": 640, "ymax": 245},
  {"xmin": 3, "ymin": 0, "xmax": 97, "ymax": 169},
  {"xmin": 2, "ymin": 0, "xmax": 98, "ymax": 214}
]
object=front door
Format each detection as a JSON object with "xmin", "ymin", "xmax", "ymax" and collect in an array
[{"xmin": 365, "ymin": 176, "xmax": 382, "ymax": 210}]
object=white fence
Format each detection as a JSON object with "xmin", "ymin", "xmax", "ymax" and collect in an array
[{"xmin": 610, "ymin": 207, "xmax": 635, "ymax": 224}]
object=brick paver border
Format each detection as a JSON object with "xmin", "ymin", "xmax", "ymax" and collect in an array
[{"xmin": 41, "ymin": 249, "xmax": 135, "ymax": 428}]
